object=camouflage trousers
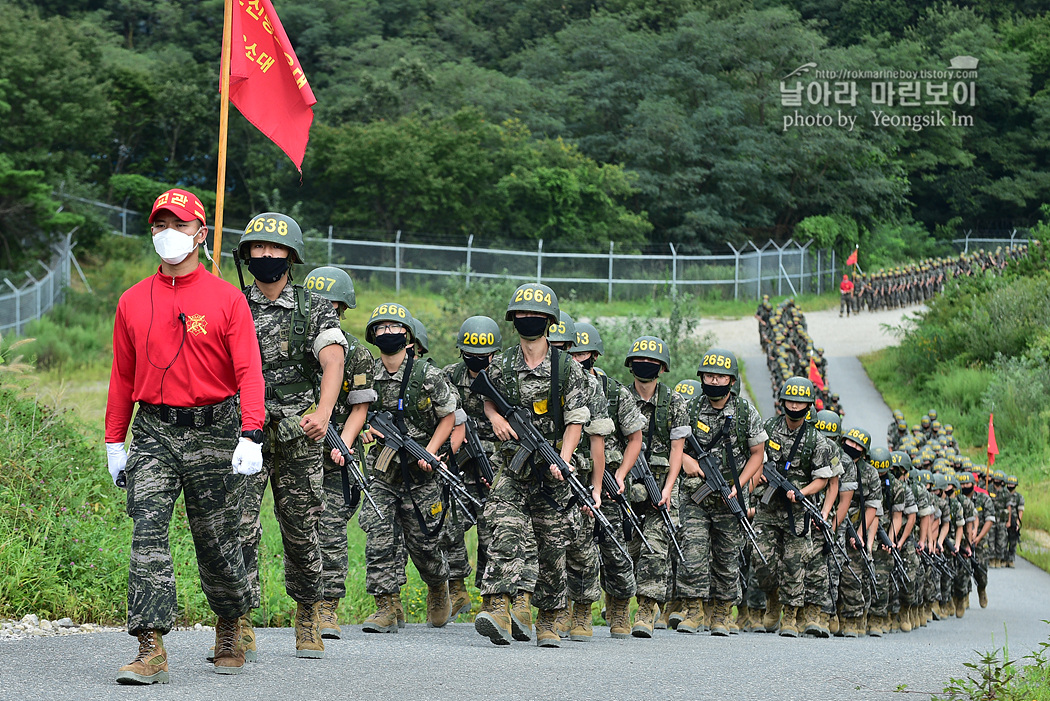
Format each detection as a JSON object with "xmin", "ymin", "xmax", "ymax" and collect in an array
[
  {"xmin": 480, "ymin": 471, "xmax": 575, "ymax": 611},
  {"xmin": 752, "ymin": 504, "xmax": 813, "ymax": 608},
  {"xmin": 992, "ymin": 521, "xmax": 1008, "ymax": 560},
  {"xmin": 240, "ymin": 432, "xmax": 326, "ymax": 607},
  {"xmin": 974, "ymin": 542, "xmax": 989, "ymax": 591},
  {"xmin": 1007, "ymin": 526, "xmax": 1020, "ymax": 563},
  {"xmin": 319, "ymin": 453, "xmax": 358, "ymax": 600},
  {"xmin": 597, "ymin": 497, "xmax": 637, "ymax": 601},
  {"xmin": 628, "ymin": 486, "xmax": 679, "ymax": 602},
  {"xmin": 437, "ymin": 479, "xmax": 488, "ymax": 585},
  {"xmin": 900, "ymin": 538, "xmax": 921, "ymax": 607},
  {"xmin": 870, "ymin": 547, "xmax": 893, "ymax": 617},
  {"xmin": 835, "ymin": 534, "xmax": 870, "ymax": 618},
  {"xmin": 360, "ymin": 476, "xmax": 450, "ymax": 595},
  {"xmin": 566, "ymin": 509, "xmax": 600, "ymax": 604},
  {"xmin": 125, "ymin": 397, "xmax": 249, "ymax": 635},
  {"xmin": 802, "ymin": 535, "xmax": 831, "ymax": 611},
  {"xmin": 675, "ymin": 482, "xmax": 743, "ymax": 602},
  {"xmin": 952, "ymin": 544, "xmax": 973, "ymax": 599}
]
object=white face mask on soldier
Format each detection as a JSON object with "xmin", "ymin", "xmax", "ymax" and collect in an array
[{"xmin": 153, "ymin": 227, "xmax": 199, "ymax": 265}]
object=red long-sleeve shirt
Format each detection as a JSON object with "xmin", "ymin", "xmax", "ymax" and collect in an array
[{"xmin": 105, "ymin": 264, "xmax": 265, "ymax": 442}]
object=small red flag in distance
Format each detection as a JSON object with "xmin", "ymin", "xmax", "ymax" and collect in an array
[{"xmin": 987, "ymin": 412, "xmax": 999, "ymax": 466}]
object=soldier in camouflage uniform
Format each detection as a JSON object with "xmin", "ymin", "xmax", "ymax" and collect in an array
[
  {"xmin": 623, "ymin": 336, "xmax": 689, "ymax": 639},
  {"xmin": 902, "ymin": 460, "xmax": 936, "ymax": 631},
  {"xmin": 576, "ymin": 323, "xmax": 647, "ymax": 638},
  {"xmin": 888, "ymin": 452, "xmax": 919, "ymax": 633},
  {"xmin": 474, "ymin": 284, "xmax": 592, "ymax": 647},
  {"xmin": 444, "ymin": 316, "xmax": 505, "ymax": 621},
  {"xmin": 966, "ymin": 467, "xmax": 995, "ymax": 607},
  {"xmin": 1005, "ymin": 475, "xmax": 1023, "ymax": 567},
  {"xmin": 833, "ymin": 427, "xmax": 881, "ymax": 637},
  {"xmin": 751, "ymin": 377, "xmax": 838, "ymax": 638},
  {"xmin": 237, "ymin": 213, "xmax": 348, "ymax": 660},
  {"xmin": 304, "ymin": 267, "xmax": 377, "ymax": 641},
  {"xmin": 106, "ymin": 189, "xmax": 265, "ymax": 682},
  {"xmin": 864, "ymin": 448, "xmax": 906, "ymax": 635},
  {"xmin": 350, "ymin": 303, "xmax": 458, "ymax": 633},
  {"xmin": 676, "ymin": 349, "xmax": 766, "ymax": 637},
  {"xmin": 989, "ymin": 470, "xmax": 1010, "ymax": 567}
]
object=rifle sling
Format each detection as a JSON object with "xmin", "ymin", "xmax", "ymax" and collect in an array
[{"xmin": 779, "ymin": 423, "xmax": 809, "ymax": 538}]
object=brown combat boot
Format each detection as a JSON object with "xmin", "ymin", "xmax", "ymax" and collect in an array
[
  {"xmin": 762, "ymin": 591, "xmax": 782, "ymax": 632},
  {"xmin": 631, "ymin": 596, "xmax": 658, "ymax": 638},
  {"xmin": 900, "ymin": 607, "xmax": 912, "ymax": 633},
  {"xmin": 709, "ymin": 600, "xmax": 732, "ymax": 637},
  {"xmin": 116, "ymin": 630, "xmax": 169, "ymax": 685},
  {"xmin": 480, "ymin": 593, "xmax": 492, "ymax": 614},
  {"xmin": 655, "ymin": 602, "xmax": 671, "ymax": 630},
  {"xmin": 362, "ymin": 593, "xmax": 398, "ymax": 634},
  {"xmin": 318, "ymin": 599, "xmax": 342, "ymax": 640},
  {"xmin": 475, "ymin": 594, "xmax": 513, "ymax": 645},
  {"xmin": 294, "ymin": 601, "xmax": 325, "ymax": 658},
  {"xmin": 889, "ymin": 612, "xmax": 901, "ymax": 634},
  {"xmin": 426, "ymin": 582, "xmax": 452, "ymax": 628},
  {"xmin": 978, "ymin": 587, "xmax": 988, "ymax": 608},
  {"xmin": 829, "ymin": 613, "xmax": 841, "ymax": 636},
  {"xmin": 569, "ymin": 601, "xmax": 594, "ymax": 641},
  {"xmin": 206, "ymin": 613, "xmax": 256, "ymax": 662},
  {"xmin": 867, "ymin": 614, "xmax": 882, "ymax": 637},
  {"xmin": 536, "ymin": 609, "xmax": 562, "ymax": 647},
  {"xmin": 448, "ymin": 579, "xmax": 472, "ymax": 621},
  {"xmin": 800, "ymin": 604, "xmax": 821, "ymax": 636},
  {"xmin": 668, "ymin": 599, "xmax": 686, "ymax": 630},
  {"xmin": 606, "ymin": 596, "xmax": 632, "ymax": 639},
  {"xmin": 393, "ymin": 591, "xmax": 406, "ymax": 629},
  {"xmin": 510, "ymin": 591, "xmax": 533, "ymax": 641},
  {"xmin": 841, "ymin": 616, "xmax": 863, "ymax": 638},
  {"xmin": 675, "ymin": 598, "xmax": 705, "ymax": 634},
  {"xmin": 553, "ymin": 607, "xmax": 571, "ymax": 639},
  {"xmin": 954, "ymin": 596, "xmax": 965, "ymax": 618},
  {"xmin": 778, "ymin": 605, "xmax": 800, "ymax": 637},
  {"xmin": 213, "ymin": 616, "xmax": 245, "ymax": 675}
]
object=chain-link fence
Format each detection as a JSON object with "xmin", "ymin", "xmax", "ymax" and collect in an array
[{"xmin": 0, "ymin": 235, "xmax": 78, "ymax": 335}]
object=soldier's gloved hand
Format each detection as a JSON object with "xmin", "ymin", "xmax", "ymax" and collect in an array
[
  {"xmin": 106, "ymin": 442, "xmax": 128, "ymax": 486},
  {"xmin": 232, "ymin": 438, "xmax": 264, "ymax": 475}
]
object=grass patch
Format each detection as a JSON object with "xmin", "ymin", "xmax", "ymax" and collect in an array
[{"xmin": 934, "ymin": 622, "xmax": 1050, "ymax": 700}]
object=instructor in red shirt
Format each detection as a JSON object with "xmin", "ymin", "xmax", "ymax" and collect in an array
[
  {"xmin": 839, "ymin": 274, "xmax": 854, "ymax": 318},
  {"xmin": 105, "ymin": 188, "xmax": 265, "ymax": 683}
]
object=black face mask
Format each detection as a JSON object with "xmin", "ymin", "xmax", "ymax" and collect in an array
[
  {"xmin": 248, "ymin": 256, "xmax": 290, "ymax": 283},
  {"xmin": 841, "ymin": 443, "xmax": 865, "ymax": 460},
  {"xmin": 701, "ymin": 380, "xmax": 732, "ymax": 399},
  {"xmin": 513, "ymin": 316, "xmax": 548, "ymax": 340},
  {"xmin": 374, "ymin": 332, "xmax": 408, "ymax": 355},
  {"xmin": 784, "ymin": 405, "xmax": 809, "ymax": 421},
  {"xmin": 580, "ymin": 356, "xmax": 595, "ymax": 371},
  {"xmin": 962, "ymin": 486, "xmax": 974, "ymax": 496},
  {"xmin": 463, "ymin": 354, "xmax": 491, "ymax": 373},
  {"xmin": 631, "ymin": 360, "xmax": 661, "ymax": 381}
]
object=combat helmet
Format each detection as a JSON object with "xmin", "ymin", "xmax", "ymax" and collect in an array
[
  {"xmin": 304, "ymin": 266, "xmax": 356, "ymax": 310},
  {"xmin": 239, "ymin": 212, "xmax": 305, "ymax": 263}
]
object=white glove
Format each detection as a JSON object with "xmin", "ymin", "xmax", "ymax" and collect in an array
[
  {"xmin": 232, "ymin": 438, "xmax": 263, "ymax": 475},
  {"xmin": 106, "ymin": 442, "xmax": 128, "ymax": 486}
]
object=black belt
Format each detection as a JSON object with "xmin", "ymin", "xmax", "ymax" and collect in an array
[{"xmin": 142, "ymin": 397, "xmax": 233, "ymax": 428}]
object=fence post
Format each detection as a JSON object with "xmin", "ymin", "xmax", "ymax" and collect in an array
[
  {"xmin": 830, "ymin": 249, "xmax": 835, "ymax": 283},
  {"xmin": 965, "ymin": 230, "xmax": 971, "ymax": 254},
  {"xmin": 5, "ymin": 279, "xmax": 19, "ymax": 334},
  {"xmin": 798, "ymin": 240, "xmax": 810, "ymax": 294},
  {"xmin": 607, "ymin": 240, "xmax": 614, "ymax": 303},
  {"xmin": 537, "ymin": 238, "xmax": 543, "ymax": 283},
  {"xmin": 395, "ymin": 230, "xmax": 402, "ymax": 292},
  {"xmin": 38, "ymin": 259, "xmax": 53, "ymax": 312},
  {"xmin": 775, "ymin": 241, "xmax": 784, "ymax": 296},
  {"xmin": 727, "ymin": 242, "xmax": 740, "ymax": 301},
  {"xmin": 816, "ymin": 249, "xmax": 822, "ymax": 295},
  {"xmin": 749, "ymin": 241, "xmax": 762, "ymax": 298},
  {"xmin": 1010, "ymin": 228, "xmax": 1016, "ymax": 249},
  {"xmin": 327, "ymin": 225, "xmax": 333, "ymax": 264},
  {"xmin": 466, "ymin": 234, "xmax": 474, "ymax": 288},
  {"xmin": 669, "ymin": 243, "xmax": 678, "ymax": 298}
]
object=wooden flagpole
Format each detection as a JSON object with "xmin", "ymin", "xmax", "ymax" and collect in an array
[{"xmin": 211, "ymin": 0, "xmax": 233, "ymax": 277}]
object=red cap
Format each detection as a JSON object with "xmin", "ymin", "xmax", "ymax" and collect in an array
[{"xmin": 150, "ymin": 189, "xmax": 207, "ymax": 226}]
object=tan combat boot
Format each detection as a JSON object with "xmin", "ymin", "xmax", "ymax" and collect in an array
[
  {"xmin": 606, "ymin": 596, "xmax": 632, "ymax": 639},
  {"xmin": 535, "ymin": 609, "xmax": 562, "ymax": 647},
  {"xmin": 426, "ymin": 582, "xmax": 452, "ymax": 628},
  {"xmin": 655, "ymin": 603, "xmax": 671, "ymax": 630},
  {"xmin": 778, "ymin": 605, "xmax": 800, "ymax": 637},
  {"xmin": 736, "ymin": 606, "xmax": 753, "ymax": 633},
  {"xmin": 889, "ymin": 611, "xmax": 900, "ymax": 634},
  {"xmin": 675, "ymin": 598, "xmax": 705, "ymax": 635},
  {"xmin": 900, "ymin": 607, "xmax": 912, "ymax": 633},
  {"xmin": 475, "ymin": 594, "xmax": 513, "ymax": 645},
  {"xmin": 393, "ymin": 591, "xmax": 406, "ymax": 629},
  {"xmin": 800, "ymin": 604, "xmax": 820, "ymax": 636},
  {"xmin": 668, "ymin": 599, "xmax": 686, "ymax": 630},
  {"xmin": 213, "ymin": 616, "xmax": 245, "ymax": 675},
  {"xmin": 116, "ymin": 630, "xmax": 169, "ymax": 685},
  {"xmin": 978, "ymin": 587, "xmax": 988, "ymax": 608},
  {"xmin": 553, "ymin": 607, "xmax": 571, "ymax": 639},
  {"xmin": 867, "ymin": 614, "xmax": 882, "ymax": 637},
  {"xmin": 448, "ymin": 578, "xmax": 472, "ymax": 621},
  {"xmin": 762, "ymin": 591, "xmax": 782, "ymax": 632},
  {"xmin": 206, "ymin": 613, "xmax": 256, "ymax": 662},
  {"xmin": 841, "ymin": 616, "xmax": 862, "ymax": 638},
  {"xmin": 362, "ymin": 593, "xmax": 398, "ymax": 634},
  {"xmin": 709, "ymin": 600, "xmax": 732, "ymax": 637},
  {"xmin": 510, "ymin": 591, "xmax": 533, "ymax": 641},
  {"xmin": 480, "ymin": 594, "xmax": 492, "ymax": 614},
  {"xmin": 828, "ymin": 613, "xmax": 841, "ymax": 636},
  {"xmin": 318, "ymin": 599, "xmax": 341, "ymax": 640},
  {"xmin": 954, "ymin": 597, "xmax": 965, "ymax": 618},
  {"xmin": 295, "ymin": 601, "xmax": 325, "ymax": 658},
  {"xmin": 569, "ymin": 601, "xmax": 594, "ymax": 641},
  {"xmin": 631, "ymin": 596, "xmax": 658, "ymax": 638}
]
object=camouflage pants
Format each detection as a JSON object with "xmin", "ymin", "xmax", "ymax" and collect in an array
[
  {"xmin": 802, "ymin": 536, "xmax": 831, "ymax": 610},
  {"xmin": 566, "ymin": 509, "xmax": 600, "ymax": 603},
  {"xmin": 480, "ymin": 472, "xmax": 575, "ymax": 611},
  {"xmin": 992, "ymin": 521, "xmax": 1008, "ymax": 560},
  {"xmin": 752, "ymin": 505, "xmax": 812, "ymax": 608},
  {"xmin": 359, "ymin": 476, "xmax": 449, "ymax": 595},
  {"xmin": 835, "ymin": 536, "xmax": 870, "ymax": 618},
  {"xmin": 675, "ymin": 484, "xmax": 743, "ymax": 602},
  {"xmin": 240, "ymin": 433, "xmax": 326, "ymax": 607},
  {"xmin": 901, "ymin": 538, "xmax": 920, "ymax": 607},
  {"xmin": 437, "ymin": 480, "xmax": 488, "ymax": 584},
  {"xmin": 628, "ymin": 487, "xmax": 679, "ymax": 602},
  {"xmin": 597, "ymin": 498, "xmax": 637, "ymax": 600},
  {"xmin": 974, "ymin": 542, "xmax": 989, "ymax": 591},
  {"xmin": 870, "ymin": 547, "xmax": 892, "ymax": 617},
  {"xmin": 125, "ymin": 398, "xmax": 249, "ymax": 635},
  {"xmin": 1007, "ymin": 525, "xmax": 1020, "ymax": 562},
  {"xmin": 319, "ymin": 456, "xmax": 354, "ymax": 600}
]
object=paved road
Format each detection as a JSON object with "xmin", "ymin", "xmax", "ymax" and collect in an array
[{"xmin": 2, "ymin": 560, "xmax": 1047, "ymax": 700}]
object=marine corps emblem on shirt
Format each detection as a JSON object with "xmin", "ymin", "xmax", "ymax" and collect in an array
[{"xmin": 186, "ymin": 314, "xmax": 208, "ymax": 336}]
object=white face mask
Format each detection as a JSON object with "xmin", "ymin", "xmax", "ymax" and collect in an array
[{"xmin": 153, "ymin": 227, "xmax": 200, "ymax": 265}]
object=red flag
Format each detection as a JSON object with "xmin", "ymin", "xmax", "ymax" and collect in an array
[
  {"xmin": 808, "ymin": 357, "xmax": 825, "ymax": 391},
  {"xmin": 845, "ymin": 247, "xmax": 858, "ymax": 266},
  {"xmin": 987, "ymin": 412, "xmax": 999, "ymax": 465},
  {"xmin": 230, "ymin": 0, "xmax": 316, "ymax": 171}
]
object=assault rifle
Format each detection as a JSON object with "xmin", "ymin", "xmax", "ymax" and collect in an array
[
  {"xmin": 843, "ymin": 519, "xmax": 878, "ymax": 590},
  {"xmin": 469, "ymin": 371, "xmax": 628, "ymax": 559},
  {"xmin": 367, "ymin": 411, "xmax": 483, "ymax": 524},
  {"xmin": 876, "ymin": 525, "xmax": 911, "ymax": 585},
  {"xmin": 629, "ymin": 447, "xmax": 686, "ymax": 562},
  {"xmin": 760, "ymin": 461, "xmax": 856, "ymax": 576},
  {"xmin": 918, "ymin": 546, "xmax": 952, "ymax": 578},
  {"xmin": 326, "ymin": 422, "xmax": 383, "ymax": 519},
  {"xmin": 601, "ymin": 469, "xmax": 654, "ymax": 554},
  {"xmin": 457, "ymin": 417, "xmax": 495, "ymax": 487},
  {"xmin": 685, "ymin": 433, "xmax": 768, "ymax": 564}
]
